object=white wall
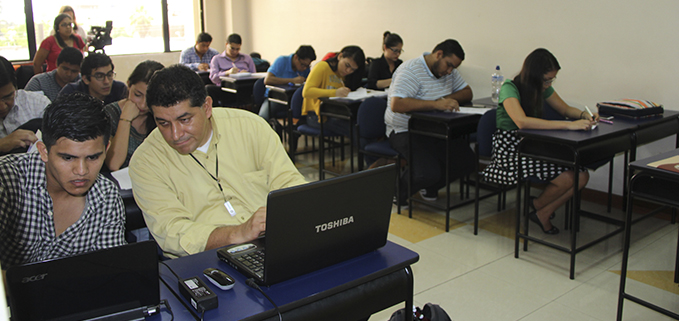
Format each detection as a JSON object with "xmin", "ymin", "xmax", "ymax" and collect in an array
[
  {"xmin": 204, "ymin": 0, "xmax": 679, "ymax": 194},
  {"xmin": 110, "ymin": 52, "xmax": 180, "ymax": 83}
]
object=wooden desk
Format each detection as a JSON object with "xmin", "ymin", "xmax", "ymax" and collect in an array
[
  {"xmin": 516, "ymin": 111, "xmax": 679, "ymax": 279},
  {"xmin": 617, "ymin": 149, "xmax": 679, "ymax": 320},
  {"xmin": 158, "ymin": 241, "xmax": 418, "ymax": 321},
  {"xmin": 408, "ymin": 111, "xmax": 483, "ymax": 231}
]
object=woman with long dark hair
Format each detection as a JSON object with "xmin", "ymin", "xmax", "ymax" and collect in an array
[
  {"xmin": 103, "ymin": 60, "xmax": 164, "ymax": 171},
  {"xmin": 33, "ymin": 14, "xmax": 85, "ymax": 74},
  {"xmin": 301, "ymin": 45, "xmax": 365, "ymax": 137},
  {"xmin": 367, "ymin": 31, "xmax": 403, "ymax": 89},
  {"xmin": 483, "ymin": 48, "xmax": 598, "ymax": 234}
]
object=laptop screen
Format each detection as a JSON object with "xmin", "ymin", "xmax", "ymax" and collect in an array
[{"xmin": 6, "ymin": 241, "xmax": 159, "ymax": 321}]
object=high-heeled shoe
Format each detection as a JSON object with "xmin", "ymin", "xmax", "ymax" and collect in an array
[
  {"xmin": 528, "ymin": 211, "xmax": 559, "ymax": 235},
  {"xmin": 529, "ymin": 196, "xmax": 555, "ymax": 220}
]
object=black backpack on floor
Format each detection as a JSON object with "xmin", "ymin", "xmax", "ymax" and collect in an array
[{"xmin": 388, "ymin": 303, "xmax": 452, "ymax": 321}]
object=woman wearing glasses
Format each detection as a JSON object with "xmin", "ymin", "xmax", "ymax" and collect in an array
[
  {"xmin": 103, "ymin": 60, "xmax": 164, "ymax": 171},
  {"xmin": 301, "ymin": 45, "xmax": 365, "ymax": 137},
  {"xmin": 367, "ymin": 31, "xmax": 403, "ymax": 90},
  {"xmin": 33, "ymin": 14, "xmax": 85, "ymax": 75},
  {"xmin": 483, "ymin": 48, "xmax": 598, "ymax": 235}
]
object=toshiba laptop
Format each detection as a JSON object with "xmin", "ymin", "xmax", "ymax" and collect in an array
[
  {"xmin": 7, "ymin": 241, "xmax": 160, "ymax": 321},
  {"xmin": 218, "ymin": 164, "xmax": 396, "ymax": 285}
]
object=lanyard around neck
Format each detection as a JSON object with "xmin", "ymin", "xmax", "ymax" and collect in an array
[{"xmin": 189, "ymin": 146, "xmax": 224, "ymax": 195}]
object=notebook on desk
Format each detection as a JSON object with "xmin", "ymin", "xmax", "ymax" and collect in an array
[
  {"xmin": 217, "ymin": 164, "xmax": 396, "ymax": 286},
  {"xmin": 6, "ymin": 241, "xmax": 160, "ymax": 321}
]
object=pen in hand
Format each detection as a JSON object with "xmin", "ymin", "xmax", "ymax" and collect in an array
[{"xmin": 584, "ymin": 105, "xmax": 595, "ymax": 120}]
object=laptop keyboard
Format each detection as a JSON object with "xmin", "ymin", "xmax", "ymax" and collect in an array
[{"xmin": 236, "ymin": 249, "xmax": 265, "ymax": 279}]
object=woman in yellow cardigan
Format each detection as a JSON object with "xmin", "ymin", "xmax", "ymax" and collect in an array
[{"xmin": 301, "ymin": 45, "xmax": 365, "ymax": 137}]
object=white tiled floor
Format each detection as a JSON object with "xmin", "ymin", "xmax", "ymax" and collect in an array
[{"xmin": 291, "ymin": 143, "xmax": 679, "ymax": 321}]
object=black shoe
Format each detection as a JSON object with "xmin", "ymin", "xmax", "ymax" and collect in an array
[
  {"xmin": 530, "ymin": 196, "xmax": 555, "ymax": 220},
  {"xmin": 528, "ymin": 211, "xmax": 559, "ymax": 235},
  {"xmin": 419, "ymin": 189, "xmax": 438, "ymax": 201}
]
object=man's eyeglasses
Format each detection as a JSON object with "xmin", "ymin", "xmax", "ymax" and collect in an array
[
  {"xmin": 90, "ymin": 71, "xmax": 116, "ymax": 81},
  {"xmin": 389, "ymin": 47, "xmax": 403, "ymax": 54}
]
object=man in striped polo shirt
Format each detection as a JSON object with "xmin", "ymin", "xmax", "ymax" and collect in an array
[{"xmin": 384, "ymin": 39, "xmax": 476, "ymax": 205}]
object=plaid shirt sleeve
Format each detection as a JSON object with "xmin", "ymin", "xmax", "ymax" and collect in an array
[{"xmin": 91, "ymin": 177, "xmax": 127, "ymax": 250}]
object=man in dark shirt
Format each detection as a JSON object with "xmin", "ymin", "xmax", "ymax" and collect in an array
[{"xmin": 58, "ymin": 52, "xmax": 128, "ymax": 105}]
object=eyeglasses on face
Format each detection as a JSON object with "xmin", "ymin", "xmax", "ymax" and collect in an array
[
  {"xmin": 543, "ymin": 76, "xmax": 557, "ymax": 84},
  {"xmin": 60, "ymin": 22, "xmax": 74, "ymax": 28},
  {"xmin": 389, "ymin": 47, "xmax": 403, "ymax": 54},
  {"xmin": 91, "ymin": 71, "xmax": 116, "ymax": 81}
]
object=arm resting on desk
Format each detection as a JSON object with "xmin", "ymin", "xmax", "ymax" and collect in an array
[
  {"xmin": 265, "ymin": 72, "xmax": 305, "ymax": 86},
  {"xmin": 391, "ymin": 85, "xmax": 472, "ymax": 113},
  {"xmin": 504, "ymin": 94, "xmax": 594, "ymax": 130}
]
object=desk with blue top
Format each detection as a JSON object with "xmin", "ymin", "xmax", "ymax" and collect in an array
[{"xmin": 158, "ymin": 241, "xmax": 419, "ymax": 321}]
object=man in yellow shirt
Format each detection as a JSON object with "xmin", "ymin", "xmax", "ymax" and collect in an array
[{"xmin": 129, "ymin": 64, "xmax": 307, "ymax": 258}]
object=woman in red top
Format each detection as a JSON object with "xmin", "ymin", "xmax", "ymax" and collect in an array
[{"xmin": 33, "ymin": 14, "xmax": 85, "ymax": 75}]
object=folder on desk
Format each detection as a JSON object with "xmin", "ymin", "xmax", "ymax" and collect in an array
[
  {"xmin": 648, "ymin": 155, "xmax": 679, "ymax": 173},
  {"xmin": 218, "ymin": 165, "xmax": 396, "ymax": 285},
  {"xmin": 7, "ymin": 241, "xmax": 160, "ymax": 321}
]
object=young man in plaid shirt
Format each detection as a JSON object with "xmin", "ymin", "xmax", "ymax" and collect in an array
[{"xmin": 0, "ymin": 92, "xmax": 126, "ymax": 268}]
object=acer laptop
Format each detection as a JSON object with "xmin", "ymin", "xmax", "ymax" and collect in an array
[
  {"xmin": 218, "ymin": 164, "xmax": 396, "ymax": 285},
  {"xmin": 6, "ymin": 241, "xmax": 160, "ymax": 321}
]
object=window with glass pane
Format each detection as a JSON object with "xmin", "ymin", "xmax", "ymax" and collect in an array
[
  {"xmin": 168, "ymin": 0, "xmax": 196, "ymax": 52},
  {"xmin": 0, "ymin": 0, "xmax": 30, "ymax": 61},
  {"xmin": 32, "ymin": 0, "xmax": 168, "ymax": 55}
]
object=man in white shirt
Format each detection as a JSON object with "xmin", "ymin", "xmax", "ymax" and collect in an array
[
  {"xmin": 0, "ymin": 56, "xmax": 50, "ymax": 155},
  {"xmin": 384, "ymin": 39, "xmax": 476, "ymax": 205}
]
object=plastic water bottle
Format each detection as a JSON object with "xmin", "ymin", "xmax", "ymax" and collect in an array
[{"xmin": 491, "ymin": 65, "xmax": 504, "ymax": 104}]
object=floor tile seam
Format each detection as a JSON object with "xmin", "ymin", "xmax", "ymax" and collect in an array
[
  {"xmin": 621, "ymin": 227, "xmax": 678, "ymax": 271},
  {"xmin": 411, "ymin": 250, "xmax": 516, "ymax": 296},
  {"xmin": 515, "ymin": 300, "xmax": 607, "ymax": 321}
]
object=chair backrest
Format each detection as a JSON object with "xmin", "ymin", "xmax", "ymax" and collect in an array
[
  {"xmin": 357, "ymin": 97, "xmax": 387, "ymax": 140},
  {"xmin": 291, "ymin": 85, "xmax": 305, "ymax": 119},
  {"xmin": 252, "ymin": 77, "xmax": 266, "ymax": 111},
  {"xmin": 476, "ymin": 108, "xmax": 497, "ymax": 158},
  {"xmin": 15, "ymin": 65, "xmax": 34, "ymax": 90}
]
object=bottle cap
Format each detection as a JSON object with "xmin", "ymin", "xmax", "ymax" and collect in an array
[{"xmin": 496, "ymin": 65, "xmax": 500, "ymax": 70}]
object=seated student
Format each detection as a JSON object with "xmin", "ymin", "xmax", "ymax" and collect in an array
[
  {"xmin": 103, "ymin": 60, "xmax": 164, "ymax": 171},
  {"xmin": 179, "ymin": 32, "xmax": 219, "ymax": 72},
  {"xmin": 129, "ymin": 64, "xmax": 306, "ymax": 258},
  {"xmin": 0, "ymin": 56, "xmax": 51, "ymax": 155},
  {"xmin": 58, "ymin": 52, "xmax": 128, "ymax": 105},
  {"xmin": 385, "ymin": 39, "xmax": 476, "ymax": 205},
  {"xmin": 33, "ymin": 13, "xmax": 85, "ymax": 75},
  {"xmin": 367, "ymin": 31, "xmax": 403, "ymax": 90},
  {"xmin": 301, "ymin": 45, "xmax": 365, "ymax": 137},
  {"xmin": 320, "ymin": 49, "xmax": 367, "ymax": 91},
  {"xmin": 0, "ymin": 92, "xmax": 126, "ymax": 268},
  {"xmin": 208, "ymin": 33, "xmax": 256, "ymax": 85},
  {"xmin": 259, "ymin": 45, "xmax": 316, "ymax": 120},
  {"xmin": 483, "ymin": 48, "xmax": 597, "ymax": 234},
  {"xmin": 25, "ymin": 47, "xmax": 82, "ymax": 102}
]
